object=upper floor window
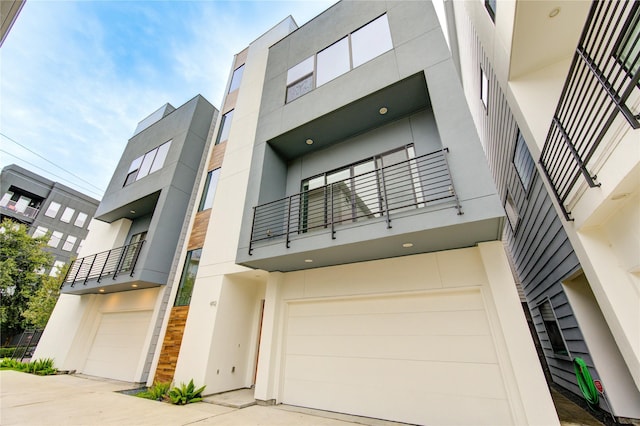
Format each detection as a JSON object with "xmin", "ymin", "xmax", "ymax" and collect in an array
[
  {"xmin": 44, "ymin": 201, "xmax": 61, "ymax": 218},
  {"xmin": 513, "ymin": 131, "xmax": 535, "ymax": 191},
  {"xmin": 228, "ymin": 64, "xmax": 245, "ymax": 93},
  {"xmin": 32, "ymin": 226, "xmax": 48, "ymax": 238},
  {"xmin": 62, "ymin": 235, "xmax": 77, "ymax": 252},
  {"xmin": 215, "ymin": 110, "xmax": 234, "ymax": 145},
  {"xmin": 285, "ymin": 14, "xmax": 393, "ymax": 102},
  {"xmin": 74, "ymin": 212, "xmax": 88, "ymax": 228},
  {"xmin": 485, "ymin": 0, "xmax": 496, "ymax": 22},
  {"xmin": 124, "ymin": 140, "xmax": 172, "ymax": 186},
  {"xmin": 50, "ymin": 260, "xmax": 66, "ymax": 277},
  {"xmin": 48, "ymin": 231, "xmax": 63, "ymax": 248},
  {"xmin": 174, "ymin": 248, "xmax": 202, "ymax": 306},
  {"xmin": 60, "ymin": 207, "xmax": 75, "ymax": 223},
  {"xmin": 198, "ymin": 168, "xmax": 221, "ymax": 211},
  {"xmin": 480, "ymin": 66, "xmax": 489, "ymax": 110}
]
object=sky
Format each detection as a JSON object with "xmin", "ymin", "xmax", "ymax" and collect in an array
[{"xmin": 0, "ymin": 0, "xmax": 336, "ymax": 200}]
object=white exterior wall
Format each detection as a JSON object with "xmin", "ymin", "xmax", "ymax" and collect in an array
[
  {"xmin": 255, "ymin": 242, "xmax": 558, "ymax": 425},
  {"xmin": 171, "ymin": 17, "xmax": 298, "ymax": 391},
  {"xmin": 452, "ymin": 0, "xmax": 640, "ymax": 399}
]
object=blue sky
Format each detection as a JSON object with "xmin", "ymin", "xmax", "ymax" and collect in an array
[{"xmin": 0, "ymin": 0, "xmax": 335, "ymax": 200}]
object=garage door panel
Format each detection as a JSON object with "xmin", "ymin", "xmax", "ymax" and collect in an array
[
  {"xmin": 288, "ymin": 291, "xmax": 484, "ymax": 317},
  {"xmin": 287, "ymin": 310, "xmax": 490, "ymax": 337},
  {"xmin": 83, "ymin": 311, "xmax": 152, "ymax": 382},
  {"xmin": 286, "ymin": 334, "xmax": 498, "ymax": 363},
  {"xmin": 282, "ymin": 291, "xmax": 510, "ymax": 425},
  {"xmin": 284, "ymin": 355, "xmax": 507, "ymax": 399}
]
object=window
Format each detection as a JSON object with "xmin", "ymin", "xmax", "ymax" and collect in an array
[
  {"xmin": 316, "ymin": 37, "xmax": 350, "ymax": 87},
  {"xmin": 538, "ymin": 300, "xmax": 569, "ymax": 356},
  {"xmin": 513, "ymin": 131, "xmax": 536, "ymax": 191},
  {"xmin": 62, "ymin": 235, "xmax": 77, "ymax": 251},
  {"xmin": 174, "ymin": 248, "xmax": 202, "ymax": 306},
  {"xmin": 74, "ymin": 212, "xmax": 88, "ymax": 228},
  {"xmin": 351, "ymin": 14, "xmax": 393, "ymax": 68},
  {"xmin": 485, "ymin": 0, "xmax": 496, "ymax": 22},
  {"xmin": 215, "ymin": 110, "xmax": 234, "ymax": 144},
  {"xmin": 199, "ymin": 169, "xmax": 221, "ymax": 211},
  {"xmin": 285, "ymin": 14, "xmax": 393, "ymax": 102},
  {"xmin": 286, "ymin": 56, "xmax": 314, "ymax": 102},
  {"xmin": 504, "ymin": 191, "xmax": 519, "ymax": 231},
  {"xmin": 124, "ymin": 140, "xmax": 172, "ymax": 186},
  {"xmin": 615, "ymin": 2, "xmax": 639, "ymax": 76},
  {"xmin": 44, "ymin": 202, "xmax": 61, "ymax": 218},
  {"xmin": 32, "ymin": 226, "xmax": 48, "ymax": 238},
  {"xmin": 49, "ymin": 260, "xmax": 66, "ymax": 277},
  {"xmin": 48, "ymin": 231, "xmax": 63, "ymax": 248},
  {"xmin": 60, "ymin": 207, "xmax": 75, "ymax": 223},
  {"xmin": 228, "ymin": 64, "xmax": 245, "ymax": 93},
  {"xmin": 480, "ymin": 67, "xmax": 489, "ymax": 110}
]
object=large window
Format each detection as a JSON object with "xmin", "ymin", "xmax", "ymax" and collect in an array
[
  {"xmin": 215, "ymin": 110, "xmax": 234, "ymax": 145},
  {"xmin": 513, "ymin": 131, "xmax": 535, "ymax": 191},
  {"xmin": 286, "ymin": 14, "xmax": 393, "ymax": 102},
  {"xmin": 124, "ymin": 140, "xmax": 172, "ymax": 186},
  {"xmin": 60, "ymin": 207, "xmax": 75, "ymax": 223},
  {"xmin": 538, "ymin": 300, "xmax": 569, "ymax": 357},
  {"xmin": 228, "ymin": 64, "xmax": 245, "ymax": 93},
  {"xmin": 199, "ymin": 169, "xmax": 221, "ymax": 211},
  {"xmin": 174, "ymin": 248, "xmax": 202, "ymax": 306},
  {"xmin": 44, "ymin": 201, "xmax": 61, "ymax": 218}
]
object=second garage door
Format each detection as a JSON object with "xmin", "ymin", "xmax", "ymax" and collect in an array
[
  {"xmin": 83, "ymin": 310, "xmax": 152, "ymax": 382},
  {"xmin": 282, "ymin": 290, "xmax": 513, "ymax": 425}
]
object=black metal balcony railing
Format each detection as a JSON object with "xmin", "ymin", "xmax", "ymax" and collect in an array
[
  {"xmin": 249, "ymin": 148, "xmax": 462, "ymax": 254},
  {"xmin": 540, "ymin": 0, "xmax": 640, "ymax": 220},
  {"xmin": 62, "ymin": 241, "xmax": 145, "ymax": 287},
  {"xmin": 0, "ymin": 199, "xmax": 39, "ymax": 219}
]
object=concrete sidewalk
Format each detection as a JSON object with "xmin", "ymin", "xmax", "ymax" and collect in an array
[{"xmin": 0, "ymin": 371, "xmax": 366, "ymax": 426}]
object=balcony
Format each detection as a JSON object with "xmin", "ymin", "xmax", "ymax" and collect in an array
[
  {"xmin": 61, "ymin": 241, "xmax": 145, "ymax": 294},
  {"xmin": 0, "ymin": 199, "xmax": 39, "ymax": 221},
  {"xmin": 540, "ymin": 1, "xmax": 640, "ymax": 220}
]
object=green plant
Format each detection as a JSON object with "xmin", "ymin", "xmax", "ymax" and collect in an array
[
  {"xmin": 136, "ymin": 382, "xmax": 171, "ymax": 401},
  {"xmin": 168, "ymin": 379, "xmax": 206, "ymax": 405},
  {"xmin": 0, "ymin": 357, "xmax": 56, "ymax": 375},
  {"xmin": 0, "ymin": 347, "xmax": 16, "ymax": 358}
]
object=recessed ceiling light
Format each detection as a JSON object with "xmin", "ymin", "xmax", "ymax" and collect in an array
[
  {"xmin": 306, "ymin": 139, "xmax": 314, "ymax": 145},
  {"xmin": 402, "ymin": 243, "xmax": 414, "ymax": 248},
  {"xmin": 379, "ymin": 107, "xmax": 388, "ymax": 115},
  {"xmin": 132, "ymin": 284, "xmax": 138, "ymax": 288},
  {"xmin": 99, "ymin": 288, "xmax": 105, "ymax": 293},
  {"xmin": 549, "ymin": 7, "xmax": 560, "ymax": 18},
  {"xmin": 130, "ymin": 210, "xmax": 136, "ymax": 214},
  {"xmin": 304, "ymin": 259, "xmax": 313, "ymax": 263}
]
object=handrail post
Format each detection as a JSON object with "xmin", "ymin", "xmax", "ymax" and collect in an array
[
  {"xmin": 113, "ymin": 245, "xmax": 127, "ymax": 279},
  {"xmin": 285, "ymin": 196, "xmax": 292, "ymax": 249},
  {"xmin": 84, "ymin": 255, "xmax": 98, "ymax": 285},
  {"xmin": 70, "ymin": 257, "xmax": 84, "ymax": 288},
  {"xmin": 97, "ymin": 250, "xmax": 112, "ymax": 282},
  {"xmin": 441, "ymin": 147, "xmax": 463, "ymax": 215},
  {"xmin": 330, "ymin": 183, "xmax": 336, "ymax": 239},
  {"xmin": 379, "ymin": 165, "xmax": 392, "ymax": 229},
  {"xmin": 248, "ymin": 206, "xmax": 257, "ymax": 255},
  {"xmin": 129, "ymin": 240, "xmax": 145, "ymax": 277}
]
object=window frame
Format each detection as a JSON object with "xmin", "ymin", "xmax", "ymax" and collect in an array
[
  {"xmin": 513, "ymin": 130, "xmax": 536, "ymax": 193},
  {"xmin": 48, "ymin": 231, "xmax": 63, "ymax": 248},
  {"xmin": 484, "ymin": 0, "xmax": 496, "ymax": 22},
  {"xmin": 480, "ymin": 66, "xmax": 489, "ymax": 111},
  {"xmin": 504, "ymin": 190, "xmax": 519, "ymax": 232},
  {"xmin": 60, "ymin": 207, "xmax": 75, "ymax": 223},
  {"xmin": 537, "ymin": 298, "xmax": 571, "ymax": 358},
  {"xmin": 198, "ymin": 168, "xmax": 221, "ymax": 211},
  {"xmin": 74, "ymin": 212, "xmax": 88, "ymax": 228},
  {"xmin": 44, "ymin": 201, "xmax": 61, "ymax": 218},
  {"xmin": 228, "ymin": 64, "xmax": 245, "ymax": 93},
  {"xmin": 174, "ymin": 248, "xmax": 202, "ymax": 306},
  {"xmin": 215, "ymin": 110, "xmax": 234, "ymax": 145},
  {"xmin": 123, "ymin": 140, "xmax": 172, "ymax": 186},
  {"xmin": 62, "ymin": 235, "xmax": 77, "ymax": 252}
]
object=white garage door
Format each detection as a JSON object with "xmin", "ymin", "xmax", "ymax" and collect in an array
[
  {"xmin": 84, "ymin": 310, "xmax": 152, "ymax": 382},
  {"xmin": 282, "ymin": 290, "xmax": 513, "ymax": 425}
]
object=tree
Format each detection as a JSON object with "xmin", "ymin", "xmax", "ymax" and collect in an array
[
  {"xmin": 22, "ymin": 263, "xmax": 67, "ymax": 328},
  {"xmin": 0, "ymin": 219, "xmax": 53, "ymax": 341}
]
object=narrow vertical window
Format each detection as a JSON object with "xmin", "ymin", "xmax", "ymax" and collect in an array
[
  {"xmin": 199, "ymin": 168, "xmax": 221, "ymax": 211},
  {"xmin": 504, "ymin": 191, "xmax": 519, "ymax": 231},
  {"xmin": 216, "ymin": 110, "xmax": 234, "ymax": 144},
  {"xmin": 74, "ymin": 212, "xmax": 88, "ymax": 228},
  {"xmin": 174, "ymin": 248, "xmax": 202, "ymax": 306},
  {"xmin": 48, "ymin": 231, "xmax": 63, "ymax": 248},
  {"xmin": 149, "ymin": 140, "xmax": 172, "ymax": 174},
  {"xmin": 228, "ymin": 64, "xmax": 245, "ymax": 93},
  {"xmin": 62, "ymin": 235, "xmax": 77, "ymax": 251},
  {"xmin": 480, "ymin": 67, "xmax": 489, "ymax": 110},
  {"xmin": 485, "ymin": 0, "xmax": 496, "ymax": 22},
  {"xmin": 513, "ymin": 131, "xmax": 536, "ymax": 191},
  {"xmin": 539, "ymin": 300, "xmax": 569, "ymax": 356},
  {"xmin": 60, "ymin": 207, "xmax": 75, "ymax": 223},
  {"xmin": 44, "ymin": 201, "xmax": 61, "ymax": 218}
]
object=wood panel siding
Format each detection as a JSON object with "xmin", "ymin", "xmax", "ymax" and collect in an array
[
  {"xmin": 456, "ymin": 12, "xmax": 597, "ymax": 400},
  {"xmin": 154, "ymin": 306, "xmax": 189, "ymax": 384},
  {"xmin": 188, "ymin": 210, "xmax": 211, "ymax": 251},
  {"xmin": 208, "ymin": 141, "xmax": 227, "ymax": 170},
  {"xmin": 234, "ymin": 47, "xmax": 248, "ymax": 69}
]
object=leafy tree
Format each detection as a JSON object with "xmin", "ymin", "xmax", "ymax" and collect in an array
[
  {"xmin": 0, "ymin": 219, "xmax": 53, "ymax": 341},
  {"xmin": 22, "ymin": 263, "xmax": 67, "ymax": 328}
]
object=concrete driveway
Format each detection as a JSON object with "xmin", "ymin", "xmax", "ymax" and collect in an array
[{"xmin": 0, "ymin": 371, "xmax": 372, "ymax": 426}]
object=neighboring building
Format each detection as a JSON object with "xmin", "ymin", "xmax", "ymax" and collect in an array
[
  {"xmin": 34, "ymin": 96, "xmax": 217, "ymax": 383},
  {"xmin": 446, "ymin": 0, "xmax": 640, "ymax": 422},
  {"xmin": 0, "ymin": 164, "xmax": 99, "ymax": 276}
]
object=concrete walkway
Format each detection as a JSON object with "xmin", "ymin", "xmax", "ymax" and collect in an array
[{"xmin": 1, "ymin": 370, "xmax": 604, "ymax": 425}]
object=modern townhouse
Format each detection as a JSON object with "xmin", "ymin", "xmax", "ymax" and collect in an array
[{"xmin": 446, "ymin": 0, "xmax": 640, "ymax": 422}]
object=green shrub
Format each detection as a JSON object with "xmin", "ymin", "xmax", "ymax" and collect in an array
[
  {"xmin": 0, "ymin": 347, "xmax": 16, "ymax": 358},
  {"xmin": 168, "ymin": 379, "xmax": 206, "ymax": 405},
  {"xmin": 136, "ymin": 382, "xmax": 171, "ymax": 401},
  {"xmin": 0, "ymin": 358, "xmax": 56, "ymax": 375}
]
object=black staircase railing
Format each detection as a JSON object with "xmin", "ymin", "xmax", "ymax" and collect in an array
[
  {"xmin": 249, "ymin": 148, "xmax": 462, "ymax": 254},
  {"xmin": 540, "ymin": 0, "xmax": 640, "ymax": 220},
  {"xmin": 62, "ymin": 241, "xmax": 145, "ymax": 287}
]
